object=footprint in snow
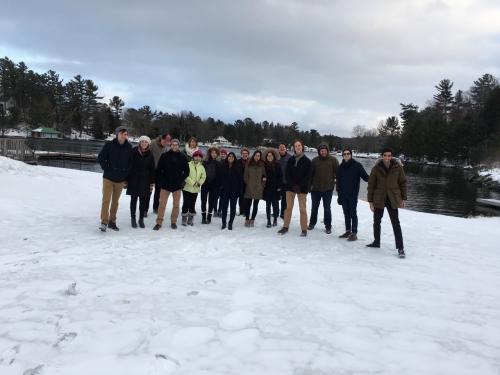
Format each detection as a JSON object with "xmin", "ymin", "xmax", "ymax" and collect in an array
[{"xmin": 187, "ymin": 290, "xmax": 199, "ymax": 296}]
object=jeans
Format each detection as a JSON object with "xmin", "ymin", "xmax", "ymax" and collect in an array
[
  {"xmin": 309, "ymin": 190, "xmax": 333, "ymax": 229},
  {"xmin": 341, "ymin": 196, "xmax": 359, "ymax": 233},
  {"xmin": 373, "ymin": 198, "xmax": 404, "ymax": 250}
]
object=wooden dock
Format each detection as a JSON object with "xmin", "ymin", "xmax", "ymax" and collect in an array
[
  {"xmin": 35, "ymin": 151, "xmax": 97, "ymax": 162},
  {"xmin": 0, "ymin": 138, "xmax": 37, "ymax": 162},
  {"xmin": 476, "ymin": 198, "xmax": 500, "ymax": 209}
]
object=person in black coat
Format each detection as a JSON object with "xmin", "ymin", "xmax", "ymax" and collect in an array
[
  {"xmin": 97, "ymin": 126, "xmax": 133, "ymax": 231},
  {"xmin": 126, "ymin": 136, "xmax": 155, "ymax": 229},
  {"xmin": 278, "ymin": 140, "xmax": 311, "ymax": 236},
  {"xmin": 153, "ymin": 139, "xmax": 190, "ymax": 230},
  {"xmin": 237, "ymin": 148, "xmax": 250, "ymax": 215},
  {"xmin": 263, "ymin": 149, "xmax": 283, "ymax": 228},
  {"xmin": 219, "ymin": 152, "xmax": 242, "ymax": 230},
  {"xmin": 201, "ymin": 147, "xmax": 222, "ymax": 224},
  {"xmin": 336, "ymin": 148, "xmax": 369, "ymax": 241}
]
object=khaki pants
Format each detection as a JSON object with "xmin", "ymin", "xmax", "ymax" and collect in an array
[
  {"xmin": 101, "ymin": 178, "xmax": 124, "ymax": 224},
  {"xmin": 283, "ymin": 191, "xmax": 308, "ymax": 231},
  {"xmin": 156, "ymin": 189, "xmax": 181, "ymax": 225}
]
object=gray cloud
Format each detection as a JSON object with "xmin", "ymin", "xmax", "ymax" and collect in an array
[{"xmin": 2, "ymin": 0, "xmax": 500, "ymax": 136}]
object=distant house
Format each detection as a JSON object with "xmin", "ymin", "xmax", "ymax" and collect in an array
[
  {"xmin": 211, "ymin": 136, "xmax": 233, "ymax": 148},
  {"xmin": 31, "ymin": 127, "xmax": 62, "ymax": 139}
]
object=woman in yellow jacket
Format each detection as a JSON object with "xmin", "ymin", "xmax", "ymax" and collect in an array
[{"xmin": 182, "ymin": 150, "xmax": 206, "ymax": 226}]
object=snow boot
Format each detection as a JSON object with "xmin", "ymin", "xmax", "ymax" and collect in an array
[
  {"xmin": 99, "ymin": 223, "xmax": 107, "ymax": 232},
  {"xmin": 221, "ymin": 222, "xmax": 226, "ymax": 230},
  {"xmin": 202, "ymin": 213, "xmax": 207, "ymax": 224},
  {"xmin": 182, "ymin": 214, "xmax": 188, "ymax": 226},
  {"xmin": 348, "ymin": 233, "xmax": 358, "ymax": 241},
  {"xmin": 398, "ymin": 249, "xmax": 406, "ymax": 258},
  {"xmin": 131, "ymin": 216, "xmax": 137, "ymax": 228},
  {"xmin": 187, "ymin": 214, "xmax": 194, "ymax": 226},
  {"xmin": 325, "ymin": 227, "xmax": 332, "ymax": 234},
  {"xmin": 138, "ymin": 217, "xmax": 145, "ymax": 228},
  {"xmin": 171, "ymin": 223, "xmax": 177, "ymax": 229},
  {"xmin": 108, "ymin": 221, "xmax": 119, "ymax": 231}
]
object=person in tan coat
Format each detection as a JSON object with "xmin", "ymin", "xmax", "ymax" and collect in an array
[
  {"xmin": 367, "ymin": 148, "xmax": 407, "ymax": 258},
  {"xmin": 243, "ymin": 150, "xmax": 266, "ymax": 227}
]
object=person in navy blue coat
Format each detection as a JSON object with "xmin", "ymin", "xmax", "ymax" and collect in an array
[
  {"xmin": 336, "ymin": 148, "xmax": 369, "ymax": 241},
  {"xmin": 219, "ymin": 152, "xmax": 243, "ymax": 230}
]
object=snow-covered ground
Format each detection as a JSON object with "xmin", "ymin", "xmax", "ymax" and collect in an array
[
  {"xmin": 1, "ymin": 156, "xmax": 499, "ymax": 375},
  {"xmin": 480, "ymin": 168, "xmax": 500, "ymax": 183}
]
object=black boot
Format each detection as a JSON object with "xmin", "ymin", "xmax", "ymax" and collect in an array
[
  {"xmin": 182, "ymin": 214, "xmax": 188, "ymax": 226},
  {"xmin": 108, "ymin": 221, "xmax": 119, "ymax": 231},
  {"xmin": 138, "ymin": 216, "xmax": 145, "ymax": 228},
  {"xmin": 187, "ymin": 214, "xmax": 194, "ymax": 226},
  {"xmin": 221, "ymin": 221, "xmax": 226, "ymax": 230},
  {"xmin": 273, "ymin": 217, "xmax": 278, "ymax": 226},
  {"xmin": 207, "ymin": 213, "xmax": 212, "ymax": 224},
  {"xmin": 266, "ymin": 219, "xmax": 271, "ymax": 228},
  {"xmin": 202, "ymin": 213, "xmax": 207, "ymax": 224},
  {"xmin": 131, "ymin": 216, "xmax": 137, "ymax": 228}
]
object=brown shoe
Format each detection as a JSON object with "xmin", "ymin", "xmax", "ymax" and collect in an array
[
  {"xmin": 339, "ymin": 231, "xmax": 351, "ymax": 238},
  {"xmin": 244, "ymin": 220, "xmax": 250, "ymax": 227},
  {"xmin": 347, "ymin": 233, "xmax": 357, "ymax": 241}
]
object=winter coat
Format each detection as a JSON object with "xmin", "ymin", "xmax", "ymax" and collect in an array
[
  {"xmin": 336, "ymin": 158, "xmax": 369, "ymax": 201},
  {"xmin": 263, "ymin": 162, "xmax": 283, "ymax": 202},
  {"xmin": 156, "ymin": 150, "xmax": 190, "ymax": 192},
  {"xmin": 97, "ymin": 138, "xmax": 133, "ymax": 183},
  {"xmin": 278, "ymin": 152, "xmax": 291, "ymax": 183},
  {"xmin": 367, "ymin": 159, "xmax": 407, "ymax": 209},
  {"xmin": 310, "ymin": 149, "xmax": 339, "ymax": 192},
  {"xmin": 183, "ymin": 161, "xmax": 206, "ymax": 194},
  {"xmin": 244, "ymin": 163, "xmax": 266, "ymax": 200},
  {"xmin": 203, "ymin": 158, "xmax": 221, "ymax": 187},
  {"xmin": 126, "ymin": 147, "xmax": 155, "ymax": 197},
  {"xmin": 220, "ymin": 161, "xmax": 243, "ymax": 199},
  {"xmin": 150, "ymin": 137, "xmax": 167, "ymax": 168},
  {"xmin": 285, "ymin": 153, "xmax": 312, "ymax": 194}
]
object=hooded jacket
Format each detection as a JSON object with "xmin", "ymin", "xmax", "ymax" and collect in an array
[
  {"xmin": 310, "ymin": 144, "xmax": 339, "ymax": 192},
  {"xmin": 183, "ymin": 160, "xmax": 206, "ymax": 194}
]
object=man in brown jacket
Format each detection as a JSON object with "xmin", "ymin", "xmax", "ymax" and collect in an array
[
  {"xmin": 308, "ymin": 143, "xmax": 339, "ymax": 234},
  {"xmin": 367, "ymin": 148, "xmax": 407, "ymax": 258}
]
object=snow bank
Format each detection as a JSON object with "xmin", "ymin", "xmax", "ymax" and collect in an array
[{"xmin": 1, "ymin": 156, "xmax": 499, "ymax": 375}]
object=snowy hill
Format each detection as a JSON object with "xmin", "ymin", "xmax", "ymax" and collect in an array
[{"xmin": 0, "ymin": 156, "xmax": 499, "ymax": 375}]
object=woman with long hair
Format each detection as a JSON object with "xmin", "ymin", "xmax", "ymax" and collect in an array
[
  {"xmin": 263, "ymin": 149, "xmax": 282, "ymax": 228},
  {"xmin": 243, "ymin": 150, "xmax": 266, "ymax": 227}
]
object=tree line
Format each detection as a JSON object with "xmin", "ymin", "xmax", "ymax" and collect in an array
[{"xmin": 0, "ymin": 56, "xmax": 342, "ymax": 149}]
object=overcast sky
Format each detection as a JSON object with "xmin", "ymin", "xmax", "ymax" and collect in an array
[{"xmin": 1, "ymin": 0, "xmax": 499, "ymax": 136}]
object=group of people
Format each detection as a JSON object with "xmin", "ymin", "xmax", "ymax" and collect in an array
[{"xmin": 98, "ymin": 126, "xmax": 408, "ymax": 257}]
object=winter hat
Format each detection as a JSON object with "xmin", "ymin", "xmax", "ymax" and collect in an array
[
  {"xmin": 115, "ymin": 126, "xmax": 128, "ymax": 136},
  {"xmin": 220, "ymin": 148, "xmax": 228, "ymax": 155},
  {"xmin": 171, "ymin": 138, "xmax": 180, "ymax": 145},
  {"xmin": 317, "ymin": 143, "xmax": 329, "ymax": 154},
  {"xmin": 138, "ymin": 135, "xmax": 151, "ymax": 144},
  {"xmin": 193, "ymin": 150, "xmax": 204, "ymax": 158}
]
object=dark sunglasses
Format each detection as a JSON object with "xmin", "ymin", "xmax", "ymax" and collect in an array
[{"xmin": 342, "ymin": 152, "xmax": 351, "ymax": 156}]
